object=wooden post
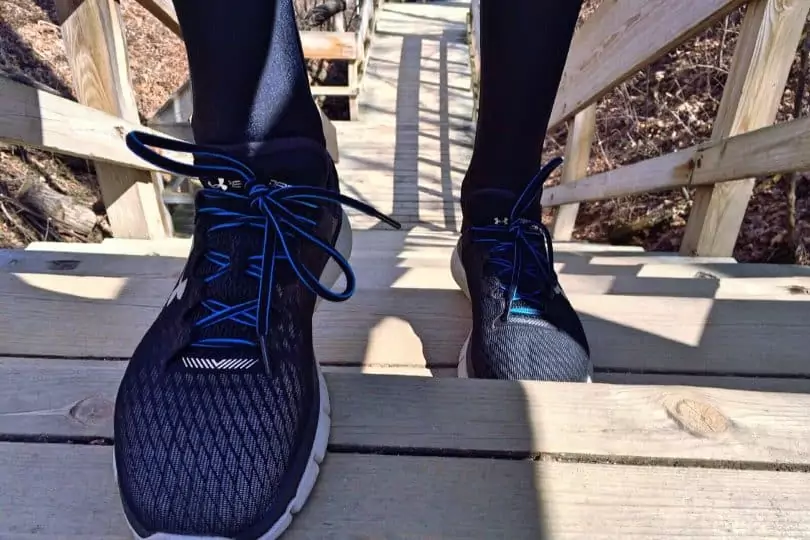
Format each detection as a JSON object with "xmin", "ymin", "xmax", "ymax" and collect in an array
[
  {"xmin": 56, "ymin": 0, "xmax": 171, "ymax": 239},
  {"xmin": 348, "ymin": 60, "xmax": 360, "ymax": 120},
  {"xmin": 550, "ymin": 104, "xmax": 597, "ymax": 241},
  {"xmin": 679, "ymin": 0, "xmax": 810, "ymax": 256}
]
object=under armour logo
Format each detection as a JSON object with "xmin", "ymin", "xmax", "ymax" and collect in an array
[
  {"xmin": 166, "ymin": 277, "xmax": 188, "ymax": 306},
  {"xmin": 207, "ymin": 178, "xmax": 229, "ymax": 191},
  {"xmin": 494, "ymin": 217, "xmax": 509, "ymax": 225}
]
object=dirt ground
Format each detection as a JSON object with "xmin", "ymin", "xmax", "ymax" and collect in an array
[{"xmin": 1, "ymin": 0, "xmax": 808, "ymax": 263}]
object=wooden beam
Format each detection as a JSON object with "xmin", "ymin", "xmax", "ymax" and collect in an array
[
  {"xmin": 550, "ymin": 0, "xmax": 747, "ymax": 129},
  {"xmin": 55, "ymin": 0, "xmax": 169, "ymax": 239},
  {"xmin": 3, "ymin": 260, "xmax": 810, "ymax": 373},
  {"xmin": 4, "ymin": 442, "xmax": 810, "ymax": 538},
  {"xmin": 128, "ymin": 0, "xmax": 359, "ymax": 62},
  {"xmin": 541, "ymin": 115, "xmax": 810, "ymax": 207},
  {"xmin": 132, "ymin": 0, "xmax": 180, "ymax": 36},
  {"xmin": 549, "ymin": 104, "xmax": 596, "ymax": 240},
  {"xmin": 4, "ymin": 357, "xmax": 810, "ymax": 462},
  {"xmin": 0, "ymin": 75, "xmax": 190, "ymax": 171},
  {"xmin": 679, "ymin": 0, "xmax": 810, "ymax": 256},
  {"xmin": 302, "ymin": 31, "xmax": 359, "ymax": 60}
]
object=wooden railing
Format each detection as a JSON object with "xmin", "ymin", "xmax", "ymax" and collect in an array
[
  {"xmin": 148, "ymin": 0, "xmax": 380, "ymax": 126},
  {"xmin": 469, "ymin": 0, "xmax": 810, "ymax": 257},
  {"xmin": 0, "ymin": 0, "xmax": 381, "ymax": 239}
]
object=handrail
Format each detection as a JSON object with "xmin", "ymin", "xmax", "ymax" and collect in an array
[
  {"xmin": 140, "ymin": 0, "xmax": 379, "ymax": 122},
  {"xmin": 0, "ymin": 0, "xmax": 361, "ymax": 239},
  {"xmin": 468, "ymin": 0, "xmax": 810, "ymax": 257}
]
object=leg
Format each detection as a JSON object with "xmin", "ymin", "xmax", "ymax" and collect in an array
[
  {"xmin": 113, "ymin": 2, "xmax": 398, "ymax": 538},
  {"xmin": 461, "ymin": 0, "xmax": 583, "ymax": 204},
  {"xmin": 174, "ymin": 0, "xmax": 326, "ymax": 178},
  {"xmin": 453, "ymin": 0, "xmax": 592, "ymax": 382}
]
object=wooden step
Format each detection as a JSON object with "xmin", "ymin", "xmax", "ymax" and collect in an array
[
  {"xmin": 1, "ymin": 242, "xmax": 808, "ymax": 377},
  {"xmin": 2, "ymin": 358, "xmax": 810, "ymax": 537}
]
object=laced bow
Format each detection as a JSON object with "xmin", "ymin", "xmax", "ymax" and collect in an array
[
  {"xmin": 126, "ymin": 131, "xmax": 400, "ymax": 373},
  {"xmin": 469, "ymin": 158, "xmax": 563, "ymax": 321}
]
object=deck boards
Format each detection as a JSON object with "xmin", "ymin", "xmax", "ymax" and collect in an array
[
  {"xmin": 2, "ymin": 241, "xmax": 809, "ymax": 376},
  {"xmin": 3, "ymin": 443, "xmax": 810, "ymax": 539},
  {"xmin": 3, "ymin": 358, "xmax": 810, "ymax": 464},
  {"xmin": 337, "ymin": 2, "xmax": 474, "ymax": 231},
  {"xmin": 3, "ymin": 0, "xmax": 810, "ymax": 536}
]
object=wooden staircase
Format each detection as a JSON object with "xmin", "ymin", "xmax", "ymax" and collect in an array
[
  {"xmin": 3, "ymin": 0, "xmax": 810, "ymax": 537},
  {"xmin": 3, "ymin": 226, "xmax": 810, "ymax": 536}
]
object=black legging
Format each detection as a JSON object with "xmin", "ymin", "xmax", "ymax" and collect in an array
[{"xmin": 173, "ymin": 0, "xmax": 584, "ymax": 196}]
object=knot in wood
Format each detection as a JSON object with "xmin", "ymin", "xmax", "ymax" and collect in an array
[
  {"xmin": 68, "ymin": 395, "xmax": 113, "ymax": 426},
  {"xmin": 663, "ymin": 395, "xmax": 729, "ymax": 438}
]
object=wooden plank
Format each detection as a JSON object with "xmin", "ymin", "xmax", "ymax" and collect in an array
[
  {"xmin": 309, "ymin": 85, "xmax": 358, "ymax": 96},
  {"xmin": 0, "ymin": 76, "xmax": 191, "ymax": 172},
  {"xmin": 0, "ymin": 261, "xmax": 808, "ymax": 375},
  {"xmin": 6, "ymin": 243, "xmax": 809, "ymax": 281},
  {"xmin": 692, "ymin": 116, "xmax": 810, "ymax": 185},
  {"xmin": 11, "ymin": 247, "xmax": 810, "ymax": 299},
  {"xmin": 7, "ymin": 253, "xmax": 809, "ymax": 299},
  {"xmin": 550, "ymin": 104, "xmax": 597, "ymax": 240},
  {"xmin": 550, "ymin": 0, "xmax": 747, "ymax": 128},
  {"xmin": 133, "ymin": 0, "xmax": 180, "ymax": 36},
  {"xmin": 3, "ymin": 443, "xmax": 808, "ymax": 538},
  {"xmin": 356, "ymin": 0, "xmax": 376, "ymax": 73},
  {"xmin": 4, "ymin": 243, "xmax": 727, "ymax": 276},
  {"xmin": 128, "ymin": 0, "xmax": 359, "ymax": 62},
  {"xmin": 97, "ymin": 234, "xmax": 645, "ymax": 254},
  {"xmin": 300, "ymin": 31, "xmax": 359, "ymax": 60},
  {"xmin": 541, "ymin": 116, "xmax": 810, "ymax": 207},
  {"xmin": 2, "ymin": 357, "xmax": 810, "ymax": 463},
  {"xmin": 56, "ymin": 0, "xmax": 169, "ymax": 239},
  {"xmin": 680, "ymin": 0, "xmax": 810, "ymax": 257}
]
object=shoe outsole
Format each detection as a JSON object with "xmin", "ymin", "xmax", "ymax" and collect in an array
[{"xmin": 116, "ymin": 211, "xmax": 352, "ymax": 540}]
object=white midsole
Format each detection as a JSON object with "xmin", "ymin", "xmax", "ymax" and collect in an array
[
  {"xmin": 452, "ymin": 243, "xmax": 472, "ymax": 379},
  {"xmin": 117, "ymin": 210, "xmax": 352, "ymax": 540}
]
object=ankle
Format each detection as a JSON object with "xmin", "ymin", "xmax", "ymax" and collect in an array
[{"xmin": 206, "ymin": 138, "xmax": 336, "ymax": 188}]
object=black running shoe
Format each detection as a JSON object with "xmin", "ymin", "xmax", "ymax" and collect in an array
[
  {"xmin": 451, "ymin": 158, "xmax": 591, "ymax": 381},
  {"xmin": 114, "ymin": 132, "xmax": 399, "ymax": 539}
]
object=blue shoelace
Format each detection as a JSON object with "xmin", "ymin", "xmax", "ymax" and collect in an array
[
  {"xmin": 126, "ymin": 131, "xmax": 400, "ymax": 373},
  {"xmin": 470, "ymin": 158, "xmax": 563, "ymax": 322}
]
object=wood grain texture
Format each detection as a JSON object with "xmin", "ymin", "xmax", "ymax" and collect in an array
[
  {"xmin": 0, "ymin": 76, "xmax": 190, "ymax": 171},
  {"xmin": 542, "ymin": 115, "xmax": 810, "ymax": 207},
  {"xmin": 550, "ymin": 104, "xmax": 597, "ymax": 240},
  {"xmin": 4, "ymin": 357, "xmax": 810, "ymax": 465},
  {"xmin": 1, "ymin": 244, "xmax": 809, "ymax": 375},
  {"xmin": 2, "ymin": 443, "xmax": 810, "ymax": 538},
  {"xmin": 680, "ymin": 0, "xmax": 810, "ymax": 256},
  {"xmin": 56, "ymin": 0, "xmax": 169, "ymax": 239},
  {"xmin": 550, "ymin": 0, "xmax": 747, "ymax": 127}
]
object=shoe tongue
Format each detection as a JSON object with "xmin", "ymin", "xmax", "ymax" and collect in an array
[{"xmin": 180, "ymin": 139, "xmax": 335, "ymax": 372}]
